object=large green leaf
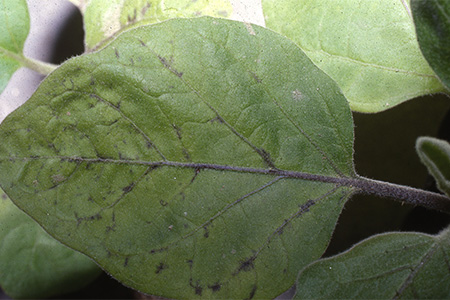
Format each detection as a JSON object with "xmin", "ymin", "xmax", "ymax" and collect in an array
[
  {"xmin": 412, "ymin": 0, "xmax": 450, "ymax": 90},
  {"xmin": 0, "ymin": 188, "xmax": 101, "ymax": 299},
  {"xmin": 0, "ymin": 17, "xmax": 355, "ymax": 299},
  {"xmin": 295, "ymin": 228, "xmax": 450, "ymax": 299},
  {"xmin": 262, "ymin": 0, "xmax": 446, "ymax": 112},
  {"xmin": 83, "ymin": 0, "xmax": 233, "ymax": 51},
  {"xmin": 416, "ymin": 137, "xmax": 450, "ymax": 197},
  {"xmin": 0, "ymin": 0, "xmax": 29, "ymax": 94}
]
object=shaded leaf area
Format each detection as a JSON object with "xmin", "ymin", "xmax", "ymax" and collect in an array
[
  {"xmin": 295, "ymin": 229, "xmax": 450, "ymax": 299},
  {"xmin": 0, "ymin": 0, "xmax": 29, "ymax": 94},
  {"xmin": 412, "ymin": 0, "xmax": 450, "ymax": 90},
  {"xmin": 0, "ymin": 188, "xmax": 101, "ymax": 299},
  {"xmin": 416, "ymin": 137, "xmax": 450, "ymax": 197},
  {"xmin": 84, "ymin": 0, "xmax": 232, "ymax": 51},
  {"xmin": 0, "ymin": 18, "xmax": 354, "ymax": 299},
  {"xmin": 262, "ymin": 0, "xmax": 445, "ymax": 112}
]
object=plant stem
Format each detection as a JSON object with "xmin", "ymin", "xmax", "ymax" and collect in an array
[
  {"xmin": 0, "ymin": 48, "xmax": 57, "ymax": 75},
  {"xmin": 21, "ymin": 56, "xmax": 58, "ymax": 75},
  {"xmin": 56, "ymin": 156, "xmax": 450, "ymax": 214},
  {"xmin": 350, "ymin": 176, "xmax": 450, "ymax": 213}
]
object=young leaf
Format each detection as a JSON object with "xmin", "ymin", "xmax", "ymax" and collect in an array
[
  {"xmin": 262, "ymin": 0, "xmax": 446, "ymax": 112},
  {"xmin": 0, "ymin": 0, "xmax": 29, "ymax": 94},
  {"xmin": 411, "ymin": 0, "xmax": 450, "ymax": 90},
  {"xmin": 83, "ymin": 0, "xmax": 233, "ymax": 51},
  {"xmin": 416, "ymin": 137, "xmax": 450, "ymax": 197},
  {"xmin": 0, "ymin": 188, "xmax": 101, "ymax": 299},
  {"xmin": 295, "ymin": 229, "xmax": 450, "ymax": 299},
  {"xmin": 0, "ymin": 17, "xmax": 356, "ymax": 299}
]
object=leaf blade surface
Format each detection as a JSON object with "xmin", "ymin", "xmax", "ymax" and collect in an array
[
  {"xmin": 84, "ymin": 0, "xmax": 233, "ymax": 51},
  {"xmin": 416, "ymin": 137, "xmax": 450, "ymax": 197},
  {"xmin": 412, "ymin": 0, "xmax": 450, "ymax": 90},
  {"xmin": 295, "ymin": 229, "xmax": 450, "ymax": 299},
  {"xmin": 262, "ymin": 0, "xmax": 445, "ymax": 112},
  {"xmin": 0, "ymin": 17, "xmax": 354, "ymax": 299},
  {"xmin": 0, "ymin": 188, "xmax": 101, "ymax": 299},
  {"xmin": 0, "ymin": 0, "xmax": 29, "ymax": 94}
]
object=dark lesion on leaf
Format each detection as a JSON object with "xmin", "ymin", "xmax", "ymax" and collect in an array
[
  {"xmin": 75, "ymin": 212, "xmax": 102, "ymax": 226},
  {"xmin": 127, "ymin": 8, "xmax": 137, "ymax": 24},
  {"xmin": 137, "ymin": 38, "xmax": 147, "ymax": 47},
  {"xmin": 149, "ymin": 246, "xmax": 169, "ymax": 254},
  {"xmin": 159, "ymin": 199, "xmax": 168, "ymax": 206},
  {"xmin": 249, "ymin": 71, "xmax": 262, "ymax": 83},
  {"xmin": 233, "ymin": 256, "xmax": 256, "ymax": 275},
  {"xmin": 106, "ymin": 212, "xmax": 116, "ymax": 233},
  {"xmin": 189, "ymin": 279, "xmax": 203, "ymax": 296},
  {"xmin": 209, "ymin": 116, "xmax": 224, "ymax": 124},
  {"xmin": 155, "ymin": 262, "xmax": 167, "ymax": 274},
  {"xmin": 124, "ymin": 257, "xmax": 129, "ymax": 267},
  {"xmin": 141, "ymin": 2, "xmax": 151, "ymax": 15},
  {"xmin": 259, "ymin": 148, "xmax": 276, "ymax": 169},
  {"xmin": 203, "ymin": 226, "xmax": 210, "ymax": 238},
  {"xmin": 190, "ymin": 168, "xmax": 200, "ymax": 184},
  {"xmin": 122, "ymin": 182, "xmax": 136, "ymax": 193},
  {"xmin": 208, "ymin": 282, "xmax": 221, "ymax": 292},
  {"xmin": 172, "ymin": 124, "xmax": 182, "ymax": 140},
  {"xmin": 246, "ymin": 285, "xmax": 257, "ymax": 300},
  {"xmin": 157, "ymin": 55, "xmax": 183, "ymax": 77}
]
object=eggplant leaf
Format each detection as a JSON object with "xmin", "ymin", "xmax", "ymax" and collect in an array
[
  {"xmin": 0, "ymin": 188, "xmax": 101, "ymax": 299},
  {"xmin": 295, "ymin": 229, "xmax": 450, "ymax": 299},
  {"xmin": 411, "ymin": 0, "xmax": 450, "ymax": 90},
  {"xmin": 0, "ymin": 0, "xmax": 29, "ymax": 94},
  {"xmin": 83, "ymin": 0, "xmax": 233, "ymax": 51},
  {"xmin": 262, "ymin": 0, "xmax": 445, "ymax": 112},
  {"xmin": 0, "ymin": 17, "xmax": 355, "ymax": 299}
]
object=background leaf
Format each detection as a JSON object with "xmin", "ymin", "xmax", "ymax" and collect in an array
[
  {"xmin": 0, "ymin": 17, "xmax": 355, "ymax": 299},
  {"xmin": 83, "ymin": 0, "xmax": 233, "ymax": 51},
  {"xmin": 262, "ymin": 0, "xmax": 446, "ymax": 112},
  {"xmin": 0, "ymin": 0, "xmax": 29, "ymax": 94},
  {"xmin": 411, "ymin": 0, "xmax": 450, "ymax": 90},
  {"xmin": 416, "ymin": 137, "xmax": 450, "ymax": 197},
  {"xmin": 295, "ymin": 228, "xmax": 450, "ymax": 299},
  {"xmin": 0, "ymin": 188, "xmax": 101, "ymax": 299}
]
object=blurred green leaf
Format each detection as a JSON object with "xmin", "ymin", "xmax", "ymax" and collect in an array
[
  {"xmin": 0, "ymin": 188, "xmax": 101, "ymax": 299},
  {"xmin": 0, "ymin": 0, "xmax": 29, "ymax": 94},
  {"xmin": 0, "ymin": 17, "xmax": 355, "ymax": 299},
  {"xmin": 84, "ymin": 0, "xmax": 233, "ymax": 51},
  {"xmin": 295, "ymin": 229, "xmax": 450, "ymax": 299},
  {"xmin": 262, "ymin": 0, "xmax": 445, "ymax": 112},
  {"xmin": 412, "ymin": 0, "xmax": 450, "ymax": 90},
  {"xmin": 416, "ymin": 136, "xmax": 450, "ymax": 197}
]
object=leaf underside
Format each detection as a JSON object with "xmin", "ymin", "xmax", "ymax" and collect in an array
[
  {"xmin": 0, "ymin": 17, "xmax": 355, "ymax": 299},
  {"xmin": 416, "ymin": 137, "xmax": 450, "ymax": 197},
  {"xmin": 295, "ymin": 229, "xmax": 450, "ymax": 299},
  {"xmin": 262, "ymin": 0, "xmax": 445, "ymax": 112},
  {"xmin": 0, "ymin": 0, "xmax": 29, "ymax": 94}
]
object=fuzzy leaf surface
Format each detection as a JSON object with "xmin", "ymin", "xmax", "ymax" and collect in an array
[
  {"xmin": 0, "ymin": 188, "xmax": 101, "ymax": 299},
  {"xmin": 0, "ymin": 0, "xmax": 29, "ymax": 94},
  {"xmin": 412, "ymin": 0, "xmax": 450, "ymax": 90},
  {"xmin": 416, "ymin": 137, "xmax": 450, "ymax": 197},
  {"xmin": 0, "ymin": 17, "xmax": 355, "ymax": 299},
  {"xmin": 84, "ymin": 0, "xmax": 232, "ymax": 51},
  {"xmin": 295, "ymin": 229, "xmax": 450, "ymax": 299},
  {"xmin": 262, "ymin": 0, "xmax": 445, "ymax": 112}
]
